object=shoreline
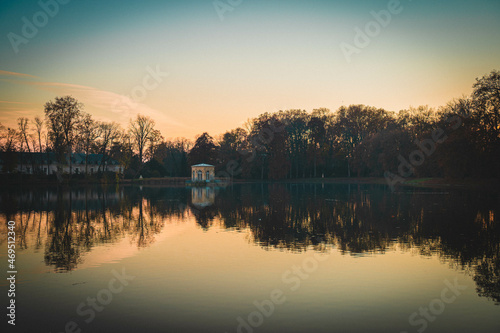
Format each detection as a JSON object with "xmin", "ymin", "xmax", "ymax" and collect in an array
[
  {"xmin": 230, "ymin": 177, "xmax": 500, "ymax": 190},
  {"xmin": 1, "ymin": 176, "xmax": 499, "ymax": 190}
]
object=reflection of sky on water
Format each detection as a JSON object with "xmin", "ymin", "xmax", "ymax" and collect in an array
[{"xmin": 0, "ymin": 184, "xmax": 499, "ymax": 332}]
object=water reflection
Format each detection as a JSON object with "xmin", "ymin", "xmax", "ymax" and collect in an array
[
  {"xmin": 0, "ymin": 183, "xmax": 499, "ymax": 304},
  {"xmin": 191, "ymin": 187, "xmax": 216, "ymax": 208}
]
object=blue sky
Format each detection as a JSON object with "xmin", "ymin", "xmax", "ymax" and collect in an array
[{"xmin": 1, "ymin": 0, "xmax": 499, "ymax": 138}]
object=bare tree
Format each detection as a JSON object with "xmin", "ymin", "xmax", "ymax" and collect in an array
[
  {"xmin": 129, "ymin": 114, "xmax": 156, "ymax": 172},
  {"xmin": 34, "ymin": 116, "xmax": 44, "ymax": 153},
  {"xmin": 77, "ymin": 113, "xmax": 99, "ymax": 175},
  {"xmin": 97, "ymin": 122, "xmax": 121, "ymax": 172},
  {"xmin": 0, "ymin": 123, "xmax": 18, "ymax": 152},
  {"xmin": 113, "ymin": 130, "xmax": 134, "ymax": 174},
  {"xmin": 33, "ymin": 116, "xmax": 46, "ymax": 174},
  {"xmin": 0, "ymin": 122, "xmax": 7, "ymax": 151},
  {"xmin": 145, "ymin": 129, "xmax": 163, "ymax": 161},
  {"xmin": 29, "ymin": 133, "xmax": 37, "ymax": 155},
  {"xmin": 0, "ymin": 125, "xmax": 19, "ymax": 173},
  {"xmin": 18, "ymin": 117, "xmax": 32, "ymax": 153},
  {"xmin": 17, "ymin": 117, "xmax": 33, "ymax": 173},
  {"xmin": 44, "ymin": 96, "xmax": 83, "ymax": 175}
]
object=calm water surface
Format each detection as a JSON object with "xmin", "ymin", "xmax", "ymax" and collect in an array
[{"xmin": 0, "ymin": 183, "xmax": 499, "ymax": 333}]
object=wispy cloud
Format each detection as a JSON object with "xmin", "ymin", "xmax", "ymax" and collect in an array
[
  {"xmin": 0, "ymin": 70, "xmax": 39, "ymax": 79},
  {"xmin": 4, "ymin": 75, "xmax": 187, "ymax": 129},
  {"xmin": 0, "ymin": 100, "xmax": 37, "ymax": 105}
]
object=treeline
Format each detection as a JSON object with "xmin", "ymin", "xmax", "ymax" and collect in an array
[
  {"xmin": 199, "ymin": 70, "xmax": 500, "ymax": 180},
  {"xmin": 0, "ymin": 97, "xmax": 190, "ymax": 179},
  {"xmin": 1, "ymin": 70, "xmax": 499, "ymax": 180}
]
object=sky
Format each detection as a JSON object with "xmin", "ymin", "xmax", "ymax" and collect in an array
[{"xmin": 1, "ymin": 0, "xmax": 499, "ymax": 140}]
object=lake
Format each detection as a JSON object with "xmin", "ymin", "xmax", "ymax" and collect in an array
[{"xmin": 1, "ymin": 183, "xmax": 499, "ymax": 333}]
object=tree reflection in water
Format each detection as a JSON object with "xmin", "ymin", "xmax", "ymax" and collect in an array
[{"xmin": 0, "ymin": 183, "xmax": 498, "ymax": 304}]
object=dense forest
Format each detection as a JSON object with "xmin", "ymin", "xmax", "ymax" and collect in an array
[{"xmin": 0, "ymin": 70, "xmax": 499, "ymax": 180}]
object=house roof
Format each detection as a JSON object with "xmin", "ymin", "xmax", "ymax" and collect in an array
[
  {"xmin": 71, "ymin": 153, "xmax": 120, "ymax": 165},
  {"xmin": 192, "ymin": 163, "xmax": 214, "ymax": 167}
]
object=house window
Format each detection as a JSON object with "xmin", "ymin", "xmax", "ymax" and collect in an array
[
  {"xmin": 206, "ymin": 171, "xmax": 210, "ymax": 180},
  {"xmin": 197, "ymin": 171, "xmax": 202, "ymax": 181},
  {"xmin": 192, "ymin": 171, "xmax": 195, "ymax": 179},
  {"xmin": 90, "ymin": 168, "xmax": 94, "ymax": 174}
]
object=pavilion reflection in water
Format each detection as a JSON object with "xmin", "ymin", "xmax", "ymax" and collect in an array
[{"xmin": 191, "ymin": 187, "xmax": 216, "ymax": 208}]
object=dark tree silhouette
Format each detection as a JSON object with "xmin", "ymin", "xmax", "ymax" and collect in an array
[{"xmin": 188, "ymin": 132, "xmax": 218, "ymax": 166}]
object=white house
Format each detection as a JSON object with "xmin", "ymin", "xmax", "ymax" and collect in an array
[{"xmin": 0, "ymin": 152, "xmax": 123, "ymax": 175}]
